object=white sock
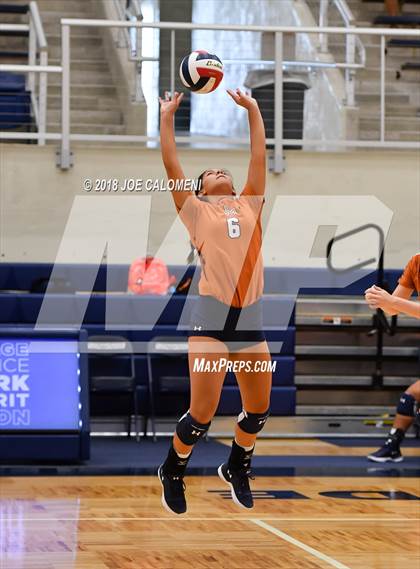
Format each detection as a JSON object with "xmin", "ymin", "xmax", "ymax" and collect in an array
[
  {"xmin": 235, "ymin": 439, "xmax": 254, "ymax": 452},
  {"xmin": 175, "ymin": 448, "xmax": 192, "ymax": 459}
]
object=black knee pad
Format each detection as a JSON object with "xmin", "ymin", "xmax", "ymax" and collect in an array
[
  {"xmin": 176, "ymin": 411, "xmax": 211, "ymax": 445},
  {"xmin": 396, "ymin": 393, "xmax": 416, "ymax": 417},
  {"xmin": 237, "ymin": 408, "xmax": 270, "ymax": 434}
]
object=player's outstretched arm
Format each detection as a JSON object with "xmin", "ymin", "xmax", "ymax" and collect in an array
[
  {"xmin": 365, "ymin": 284, "xmax": 419, "ymax": 318},
  {"xmin": 227, "ymin": 88, "xmax": 266, "ymax": 197},
  {"xmin": 159, "ymin": 91, "xmax": 190, "ymax": 211}
]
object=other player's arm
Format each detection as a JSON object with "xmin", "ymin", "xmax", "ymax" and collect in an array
[
  {"xmin": 159, "ymin": 91, "xmax": 190, "ymax": 212},
  {"xmin": 365, "ymin": 284, "xmax": 419, "ymax": 318},
  {"xmin": 227, "ymin": 88, "xmax": 266, "ymax": 196}
]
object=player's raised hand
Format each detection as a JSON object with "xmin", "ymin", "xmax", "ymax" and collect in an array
[
  {"xmin": 159, "ymin": 91, "xmax": 184, "ymax": 115},
  {"xmin": 226, "ymin": 88, "xmax": 257, "ymax": 110}
]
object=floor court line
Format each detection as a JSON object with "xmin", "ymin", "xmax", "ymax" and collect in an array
[
  {"xmin": 9, "ymin": 517, "xmax": 420, "ymax": 522},
  {"xmin": 251, "ymin": 519, "xmax": 351, "ymax": 569}
]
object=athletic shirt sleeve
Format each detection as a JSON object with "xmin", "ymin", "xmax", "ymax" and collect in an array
[
  {"xmin": 176, "ymin": 195, "xmax": 204, "ymax": 247},
  {"xmin": 398, "ymin": 254, "xmax": 419, "ymax": 292},
  {"xmin": 238, "ymin": 193, "xmax": 265, "ymax": 217}
]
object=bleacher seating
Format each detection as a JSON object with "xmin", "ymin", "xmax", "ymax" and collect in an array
[
  {"xmin": 0, "ymin": 262, "xmax": 415, "ymax": 424},
  {"xmin": 362, "ymin": 0, "xmax": 420, "ymax": 3},
  {"xmin": 387, "ymin": 38, "xmax": 420, "ymax": 48},
  {"xmin": 0, "ymin": 4, "xmax": 29, "ymax": 14},
  {"xmin": 0, "ymin": 72, "xmax": 31, "ymax": 130},
  {"xmin": 401, "ymin": 60, "xmax": 420, "ymax": 69},
  {"xmin": 374, "ymin": 13, "xmax": 420, "ymax": 25}
]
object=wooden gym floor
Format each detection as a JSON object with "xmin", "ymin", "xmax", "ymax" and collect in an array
[{"xmin": 1, "ymin": 439, "xmax": 419, "ymax": 569}]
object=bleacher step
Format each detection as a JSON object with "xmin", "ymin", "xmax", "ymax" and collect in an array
[
  {"xmin": 296, "ymin": 405, "xmax": 395, "ymax": 416},
  {"xmin": 46, "ymin": 34, "xmax": 103, "ymax": 48},
  {"xmin": 48, "ymin": 71, "xmax": 114, "ymax": 86},
  {"xmin": 295, "ymin": 375, "xmax": 373, "ymax": 385},
  {"xmin": 360, "ymin": 116, "xmax": 420, "ymax": 131},
  {"xmin": 47, "ymin": 122, "xmax": 126, "ymax": 135},
  {"xmin": 361, "ymin": 102, "xmax": 420, "ymax": 116},
  {"xmin": 47, "ymin": 94, "xmax": 120, "ymax": 111},
  {"xmin": 49, "ymin": 85, "xmax": 118, "ymax": 98},
  {"xmin": 296, "ymin": 345, "xmax": 419, "ymax": 357},
  {"xmin": 47, "ymin": 109, "xmax": 123, "ymax": 126},
  {"xmin": 35, "ymin": 0, "xmax": 92, "ymax": 12}
]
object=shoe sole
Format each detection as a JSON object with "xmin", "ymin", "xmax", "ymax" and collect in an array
[
  {"xmin": 157, "ymin": 465, "xmax": 186, "ymax": 515},
  {"xmin": 367, "ymin": 455, "xmax": 403, "ymax": 463},
  {"xmin": 217, "ymin": 464, "xmax": 253, "ymax": 510}
]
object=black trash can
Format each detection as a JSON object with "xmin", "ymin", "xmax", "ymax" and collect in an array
[{"xmin": 245, "ymin": 71, "xmax": 310, "ymax": 150}]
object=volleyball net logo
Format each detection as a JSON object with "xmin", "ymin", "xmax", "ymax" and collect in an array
[{"xmin": 34, "ymin": 194, "xmax": 393, "ymax": 352}]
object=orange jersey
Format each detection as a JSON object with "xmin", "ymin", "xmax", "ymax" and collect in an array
[
  {"xmin": 177, "ymin": 193, "xmax": 264, "ymax": 307},
  {"xmin": 398, "ymin": 253, "xmax": 420, "ymax": 294}
]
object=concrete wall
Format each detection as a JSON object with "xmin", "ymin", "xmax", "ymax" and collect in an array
[{"xmin": 0, "ymin": 143, "xmax": 418, "ymax": 270}]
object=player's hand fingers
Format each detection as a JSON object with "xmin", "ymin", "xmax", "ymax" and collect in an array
[
  {"xmin": 365, "ymin": 293, "xmax": 377, "ymax": 302},
  {"xmin": 177, "ymin": 92, "xmax": 184, "ymax": 103},
  {"xmin": 226, "ymin": 89, "xmax": 240, "ymax": 103}
]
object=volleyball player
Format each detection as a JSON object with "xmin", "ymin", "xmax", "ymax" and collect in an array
[
  {"xmin": 365, "ymin": 253, "xmax": 419, "ymax": 462},
  {"xmin": 157, "ymin": 89, "xmax": 271, "ymax": 514}
]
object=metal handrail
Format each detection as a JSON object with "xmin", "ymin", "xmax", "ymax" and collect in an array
[
  {"xmin": 29, "ymin": 1, "xmax": 47, "ymax": 51},
  {"xmin": 61, "ymin": 18, "xmax": 420, "ymax": 37},
  {"xmin": 60, "ymin": 19, "xmax": 420, "ymax": 35},
  {"xmin": 29, "ymin": 2, "xmax": 48, "ymax": 145},
  {"xmin": 1, "ymin": 18, "xmax": 420, "ymax": 167},
  {"xmin": 113, "ymin": 0, "xmax": 143, "ymax": 60},
  {"xmin": 112, "ymin": 0, "xmax": 144, "ymax": 103},
  {"xmin": 0, "ymin": 64, "xmax": 60, "ymax": 73},
  {"xmin": 326, "ymin": 223, "xmax": 397, "ymax": 386},
  {"xmin": 58, "ymin": 19, "xmax": 419, "ymax": 170},
  {"xmin": 0, "ymin": 4, "xmax": 48, "ymax": 145},
  {"xmin": 334, "ymin": 0, "xmax": 354, "ymax": 24},
  {"xmin": 334, "ymin": 0, "xmax": 366, "ymax": 65},
  {"xmin": 319, "ymin": 0, "xmax": 366, "ymax": 106},
  {"xmin": 0, "ymin": 24, "xmax": 29, "ymax": 32}
]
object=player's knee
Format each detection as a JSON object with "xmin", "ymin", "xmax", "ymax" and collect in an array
[
  {"xmin": 396, "ymin": 392, "xmax": 416, "ymax": 417},
  {"xmin": 237, "ymin": 407, "xmax": 270, "ymax": 434},
  {"xmin": 406, "ymin": 380, "xmax": 420, "ymax": 401},
  {"xmin": 176, "ymin": 410, "xmax": 211, "ymax": 445}
]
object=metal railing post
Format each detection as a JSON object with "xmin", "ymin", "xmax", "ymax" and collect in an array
[
  {"xmin": 345, "ymin": 29, "xmax": 356, "ymax": 106},
  {"xmin": 60, "ymin": 24, "xmax": 72, "ymax": 169},
  {"xmin": 274, "ymin": 31, "xmax": 284, "ymax": 173},
  {"xmin": 170, "ymin": 29, "xmax": 175, "ymax": 96},
  {"xmin": 319, "ymin": 0, "xmax": 329, "ymax": 53},
  {"xmin": 380, "ymin": 35, "xmax": 386, "ymax": 142},
  {"xmin": 28, "ymin": 16, "xmax": 36, "ymax": 96},
  {"xmin": 38, "ymin": 50, "xmax": 47, "ymax": 145}
]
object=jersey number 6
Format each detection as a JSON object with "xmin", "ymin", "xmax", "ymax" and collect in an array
[{"xmin": 227, "ymin": 217, "xmax": 241, "ymax": 239}]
